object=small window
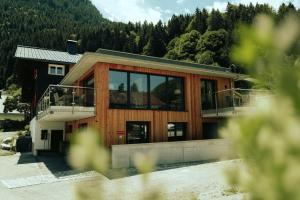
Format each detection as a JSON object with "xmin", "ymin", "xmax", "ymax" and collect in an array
[
  {"xmin": 126, "ymin": 122, "xmax": 150, "ymax": 144},
  {"xmin": 168, "ymin": 123, "xmax": 187, "ymax": 141},
  {"xmin": 48, "ymin": 64, "xmax": 65, "ymax": 76}
]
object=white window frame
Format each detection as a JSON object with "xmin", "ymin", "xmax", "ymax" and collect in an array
[{"xmin": 48, "ymin": 64, "xmax": 65, "ymax": 76}]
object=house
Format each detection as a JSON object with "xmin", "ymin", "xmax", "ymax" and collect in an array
[
  {"xmin": 15, "ymin": 40, "xmax": 82, "ymax": 118},
  {"xmin": 16, "ymin": 46, "xmax": 263, "ymax": 156}
]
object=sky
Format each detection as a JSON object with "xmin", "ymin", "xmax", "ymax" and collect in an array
[{"xmin": 91, "ymin": 0, "xmax": 300, "ymax": 23}]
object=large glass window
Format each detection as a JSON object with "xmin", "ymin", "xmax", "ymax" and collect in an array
[
  {"xmin": 126, "ymin": 122, "xmax": 150, "ymax": 144},
  {"xmin": 168, "ymin": 77, "xmax": 185, "ymax": 111},
  {"xmin": 82, "ymin": 75, "xmax": 94, "ymax": 107},
  {"xmin": 168, "ymin": 122, "xmax": 187, "ymax": 141},
  {"xmin": 201, "ymin": 79, "xmax": 217, "ymax": 110},
  {"xmin": 109, "ymin": 71, "xmax": 128, "ymax": 108},
  {"xmin": 130, "ymin": 73, "xmax": 148, "ymax": 109},
  {"xmin": 150, "ymin": 75, "xmax": 168, "ymax": 109},
  {"xmin": 109, "ymin": 70, "xmax": 185, "ymax": 111}
]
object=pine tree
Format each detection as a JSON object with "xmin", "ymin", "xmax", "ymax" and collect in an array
[{"xmin": 208, "ymin": 9, "xmax": 225, "ymax": 31}]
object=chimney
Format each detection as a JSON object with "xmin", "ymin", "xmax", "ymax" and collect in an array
[{"xmin": 66, "ymin": 40, "xmax": 77, "ymax": 55}]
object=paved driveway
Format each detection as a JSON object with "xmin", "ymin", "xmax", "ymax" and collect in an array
[{"xmin": 0, "ymin": 153, "xmax": 242, "ymax": 200}]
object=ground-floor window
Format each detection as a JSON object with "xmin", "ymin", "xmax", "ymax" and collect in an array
[
  {"xmin": 126, "ymin": 122, "xmax": 150, "ymax": 144},
  {"xmin": 202, "ymin": 122, "xmax": 219, "ymax": 139},
  {"xmin": 78, "ymin": 123, "xmax": 88, "ymax": 130},
  {"xmin": 168, "ymin": 122, "xmax": 187, "ymax": 141}
]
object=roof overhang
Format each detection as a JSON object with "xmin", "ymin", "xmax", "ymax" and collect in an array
[{"xmin": 61, "ymin": 52, "xmax": 247, "ymax": 85}]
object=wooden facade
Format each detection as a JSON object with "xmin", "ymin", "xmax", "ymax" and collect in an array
[{"xmin": 67, "ymin": 62, "xmax": 232, "ymax": 147}]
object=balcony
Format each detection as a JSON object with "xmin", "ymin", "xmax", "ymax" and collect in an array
[
  {"xmin": 202, "ymin": 89, "xmax": 270, "ymax": 117},
  {"xmin": 37, "ymin": 85, "xmax": 95, "ymax": 121}
]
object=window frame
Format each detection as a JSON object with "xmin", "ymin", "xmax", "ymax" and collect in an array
[
  {"xmin": 109, "ymin": 69, "xmax": 185, "ymax": 111},
  {"xmin": 48, "ymin": 64, "xmax": 65, "ymax": 76}
]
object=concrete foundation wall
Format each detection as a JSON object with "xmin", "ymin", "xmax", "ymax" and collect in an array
[
  {"xmin": 30, "ymin": 117, "xmax": 65, "ymax": 155},
  {"xmin": 112, "ymin": 139, "xmax": 234, "ymax": 168}
]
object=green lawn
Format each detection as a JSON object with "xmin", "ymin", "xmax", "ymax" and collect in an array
[{"xmin": 0, "ymin": 150, "xmax": 15, "ymax": 156}]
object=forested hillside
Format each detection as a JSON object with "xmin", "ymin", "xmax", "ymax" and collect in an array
[
  {"xmin": 0, "ymin": 0, "xmax": 107, "ymax": 88},
  {"xmin": 0, "ymin": 0, "xmax": 299, "ymax": 89}
]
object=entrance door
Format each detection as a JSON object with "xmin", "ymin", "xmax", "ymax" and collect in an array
[
  {"xmin": 201, "ymin": 79, "xmax": 217, "ymax": 110},
  {"xmin": 51, "ymin": 130, "xmax": 63, "ymax": 152},
  {"xmin": 126, "ymin": 122, "xmax": 150, "ymax": 144}
]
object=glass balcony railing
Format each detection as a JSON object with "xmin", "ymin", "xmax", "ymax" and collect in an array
[
  {"xmin": 202, "ymin": 89, "xmax": 270, "ymax": 116},
  {"xmin": 37, "ymin": 85, "xmax": 95, "ymax": 114}
]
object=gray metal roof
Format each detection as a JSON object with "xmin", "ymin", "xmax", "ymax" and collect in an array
[
  {"xmin": 96, "ymin": 48, "xmax": 231, "ymax": 73},
  {"xmin": 15, "ymin": 46, "xmax": 82, "ymax": 64}
]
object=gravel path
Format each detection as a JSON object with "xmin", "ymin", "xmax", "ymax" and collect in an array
[{"xmin": 0, "ymin": 153, "xmax": 243, "ymax": 200}]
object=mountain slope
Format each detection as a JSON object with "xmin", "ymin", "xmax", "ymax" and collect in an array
[{"xmin": 0, "ymin": 0, "xmax": 107, "ymax": 88}]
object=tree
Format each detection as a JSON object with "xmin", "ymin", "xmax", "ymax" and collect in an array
[
  {"xmin": 208, "ymin": 9, "xmax": 225, "ymax": 31},
  {"xmin": 278, "ymin": 3, "xmax": 297, "ymax": 21},
  {"xmin": 187, "ymin": 8, "xmax": 208, "ymax": 34},
  {"xmin": 165, "ymin": 30, "xmax": 201, "ymax": 61},
  {"xmin": 196, "ymin": 29, "xmax": 229, "ymax": 66},
  {"xmin": 195, "ymin": 51, "xmax": 215, "ymax": 65},
  {"xmin": 143, "ymin": 21, "xmax": 167, "ymax": 57},
  {"xmin": 3, "ymin": 84, "xmax": 30, "ymax": 121}
]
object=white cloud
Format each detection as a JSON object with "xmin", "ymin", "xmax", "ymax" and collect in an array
[
  {"xmin": 184, "ymin": 8, "xmax": 192, "ymax": 13},
  {"xmin": 91, "ymin": 0, "xmax": 162, "ymax": 23},
  {"xmin": 206, "ymin": 1, "xmax": 228, "ymax": 11},
  {"xmin": 176, "ymin": 0, "xmax": 186, "ymax": 4},
  {"xmin": 164, "ymin": 9, "xmax": 172, "ymax": 14}
]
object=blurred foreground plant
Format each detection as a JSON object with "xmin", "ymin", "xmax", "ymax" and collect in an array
[
  {"xmin": 68, "ymin": 129, "xmax": 164, "ymax": 200},
  {"xmin": 222, "ymin": 14, "xmax": 300, "ymax": 199}
]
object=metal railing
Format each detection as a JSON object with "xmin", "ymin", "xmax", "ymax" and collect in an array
[
  {"xmin": 37, "ymin": 85, "xmax": 95, "ymax": 114},
  {"xmin": 202, "ymin": 88, "xmax": 270, "ymax": 116}
]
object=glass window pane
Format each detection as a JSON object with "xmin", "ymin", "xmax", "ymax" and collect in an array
[
  {"xmin": 167, "ymin": 123, "xmax": 175, "ymax": 137},
  {"xmin": 130, "ymin": 73, "xmax": 148, "ymax": 109},
  {"xmin": 127, "ymin": 122, "xmax": 149, "ymax": 144},
  {"xmin": 150, "ymin": 75, "xmax": 168, "ymax": 109},
  {"xmin": 201, "ymin": 79, "xmax": 217, "ymax": 110},
  {"xmin": 168, "ymin": 77, "xmax": 184, "ymax": 111},
  {"xmin": 50, "ymin": 66, "xmax": 56, "ymax": 74},
  {"xmin": 57, "ymin": 67, "xmax": 63, "ymax": 75},
  {"xmin": 109, "ymin": 70, "xmax": 128, "ymax": 108}
]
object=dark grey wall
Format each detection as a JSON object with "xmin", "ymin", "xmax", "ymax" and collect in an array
[{"xmin": 16, "ymin": 59, "xmax": 71, "ymax": 117}]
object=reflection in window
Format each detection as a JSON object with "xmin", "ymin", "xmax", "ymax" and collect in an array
[
  {"xmin": 168, "ymin": 77, "xmax": 184, "ymax": 111},
  {"xmin": 109, "ymin": 71, "xmax": 128, "ymax": 108},
  {"xmin": 201, "ymin": 79, "xmax": 217, "ymax": 110},
  {"xmin": 130, "ymin": 73, "xmax": 148, "ymax": 109},
  {"xmin": 126, "ymin": 122, "xmax": 149, "ymax": 144},
  {"xmin": 82, "ymin": 75, "xmax": 94, "ymax": 107},
  {"xmin": 108, "ymin": 70, "xmax": 185, "ymax": 111},
  {"xmin": 168, "ymin": 123, "xmax": 187, "ymax": 141},
  {"xmin": 150, "ymin": 75, "xmax": 167, "ymax": 109}
]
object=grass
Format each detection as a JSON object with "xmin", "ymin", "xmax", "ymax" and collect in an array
[{"xmin": 0, "ymin": 149, "xmax": 15, "ymax": 156}]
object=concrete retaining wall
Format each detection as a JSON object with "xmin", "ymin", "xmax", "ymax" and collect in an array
[{"xmin": 112, "ymin": 139, "xmax": 234, "ymax": 168}]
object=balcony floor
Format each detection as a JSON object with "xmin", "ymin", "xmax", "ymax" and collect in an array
[{"xmin": 37, "ymin": 106, "xmax": 95, "ymax": 122}]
